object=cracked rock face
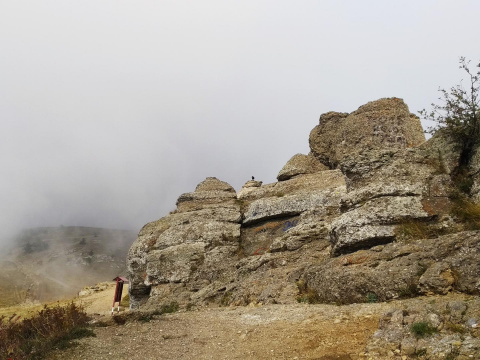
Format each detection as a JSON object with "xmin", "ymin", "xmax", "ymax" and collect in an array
[{"xmin": 309, "ymin": 98, "xmax": 425, "ymax": 168}]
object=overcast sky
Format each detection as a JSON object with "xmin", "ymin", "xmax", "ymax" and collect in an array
[{"xmin": 1, "ymin": 1, "xmax": 479, "ymax": 243}]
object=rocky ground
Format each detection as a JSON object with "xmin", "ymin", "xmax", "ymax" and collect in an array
[{"xmin": 49, "ymin": 288, "xmax": 479, "ymax": 360}]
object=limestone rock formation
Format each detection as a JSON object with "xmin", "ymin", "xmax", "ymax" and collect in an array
[
  {"xmin": 306, "ymin": 231, "xmax": 480, "ymax": 304},
  {"xmin": 277, "ymin": 153, "xmax": 328, "ymax": 181},
  {"xmin": 127, "ymin": 177, "xmax": 241, "ymax": 309},
  {"xmin": 309, "ymin": 98, "xmax": 425, "ymax": 168},
  {"xmin": 127, "ymin": 97, "xmax": 480, "ymax": 316}
]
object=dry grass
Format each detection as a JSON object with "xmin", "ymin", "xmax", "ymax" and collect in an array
[
  {"xmin": 0, "ymin": 303, "xmax": 93, "ymax": 359},
  {"xmin": 394, "ymin": 220, "xmax": 444, "ymax": 242},
  {"xmin": 450, "ymin": 194, "xmax": 480, "ymax": 230},
  {"xmin": 296, "ymin": 279, "xmax": 321, "ymax": 304}
]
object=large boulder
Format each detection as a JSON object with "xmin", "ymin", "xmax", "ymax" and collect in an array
[
  {"xmin": 309, "ymin": 98, "xmax": 425, "ymax": 168},
  {"xmin": 277, "ymin": 153, "xmax": 328, "ymax": 181}
]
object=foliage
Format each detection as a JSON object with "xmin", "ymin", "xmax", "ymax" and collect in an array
[
  {"xmin": 365, "ymin": 292, "xmax": 378, "ymax": 303},
  {"xmin": 296, "ymin": 279, "xmax": 321, "ymax": 304},
  {"xmin": 420, "ymin": 57, "xmax": 480, "ymax": 166},
  {"xmin": 445, "ymin": 322, "xmax": 466, "ymax": 334},
  {"xmin": 410, "ymin": 321, "xmax": 438, "ymax": 338},
  {"xmin": 0, "ymin": 303, "xmax": 93, "ymax": 359},
  {"xmin": 220, "ymin": 291, "xmax": 233, "ymax": 306},
  {"xmin": 23, "ymin": 240, "xmax": 49, "ymax": 254}
]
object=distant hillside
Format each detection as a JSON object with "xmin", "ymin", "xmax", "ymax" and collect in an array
[{"xmin": 0, "ymin": 226, "xmax": 136, "ymax": 306}]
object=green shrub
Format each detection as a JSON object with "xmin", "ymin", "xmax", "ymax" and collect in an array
[
  {"xmin": 220, "ymin": 291, "xmax": 233, "ymax": 306},
  {"xmin": 445, "ymin": 322, "xmax": 466, "ymax": 334},
  {"xmin": 410, "ymin": 321, "xmax": 438, "ymax": 338},
  {"xmin": 366, "ymin": 292, "xmax": 378, "ymax": 303},
  {"xmin": 120, "ymin": 294, "xmax": 130, "ymax": 308}
]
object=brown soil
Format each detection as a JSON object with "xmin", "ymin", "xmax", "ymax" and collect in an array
[
  {"xmin": 4, "ymin": 283, "xmax": 475, "ymax": 359},
  {"xmin": 52, "ymin": 295, "xmax": 392, "ymax": 360}
]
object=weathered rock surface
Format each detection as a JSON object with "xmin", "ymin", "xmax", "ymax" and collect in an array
[
  {"xmin": 127, "ymin": 97, "xmax": 480, "ymax": 330},
  {"xmin": 365, "ymin": 296, "xmax": 480, "ymax": 359},
  {"xmin": 236, "ymin": 179, "xmax": 262, "ymax": 199},
  {"xmin": 309, "ymin": 98, "xmax": 425, "ymax": 168},
  {"xmin": 127, "ymin": 177, "xmax": 241, "ymax": 309},
  {"xmin": 242, "ymin": 170, "xmax": 345, "ymax": 225},
  {"xmin": 305, "ymin": 231, "xmax": 480, "ymax": 305},
  {"xmin": 330, "ymin": 196, "xmax": 432, "ymax": 255},
  {"xmin": 277, "ymin": 153, "xmax": 328, "ymax": 181}
]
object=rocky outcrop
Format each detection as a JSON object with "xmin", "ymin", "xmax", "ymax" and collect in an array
[
  {"xmin": 305, "ymin": 231, "xmax": 480, "ymax": 304},
  {"xmin": 127, "ymin": 97, "xmax": 480, "ymax": 316},
  {"xmin": 309, "ymin": 98, "xmax": 425, "ymax": 168},
  {"xmin": 277, "ymin": 153, "xmax": 328, "ymax": 181},
  {"xmin": 127, "ymin": 177, "xmax": 241, "ymax": 309},
  {"xmin": 365, "ymin": 296, "xmax": 480, "ymax": 358},
  {"xmin": 240, "ymin": 170, "xmax": 346, "ymax": 225}
]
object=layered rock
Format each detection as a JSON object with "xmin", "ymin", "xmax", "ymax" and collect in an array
[
  {"xmin": 127, "ymin": 177, "xmax": 241, "ymax": 309},
  {"xmin": 329, "ymin": 145, "xmax": 454, "ymax": 255},
  {"xmin": 127, "ymin": 97, "xmax": 480, "ymax": 312},
  {"xmin": 305, "ymin": 231, "xmax": 480, "ymax": 304}
]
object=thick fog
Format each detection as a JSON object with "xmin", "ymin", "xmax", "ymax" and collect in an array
[{"xmin": 1, "ymin": 1, "xmax": 479, "ymax": 244}]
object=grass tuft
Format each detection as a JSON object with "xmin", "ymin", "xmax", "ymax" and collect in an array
[
  {"xmin": 410, "ymin": 321, "xmax": 438, "ymax": 338},
  {"xmin": 450, "ymin": 194, "xmax": 480, "ymax": 230},
  {"xmin": 296, "ymin": 279, "xmax": 321, "ymax": 304},
  {"xmin": 366, "ymin": 292, "xmax": 378, "ymax": 303},
  {"xmin": 160, "ymin": 301, "xmax": 179, "ymax": 314},
  {"xmin": 395, "ymin": 220, "xmax": 438, "ymax": 242}
]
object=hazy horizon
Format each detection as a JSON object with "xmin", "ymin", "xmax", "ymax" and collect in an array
[{"xmin": 1, "ymin": 1, "xmax": 480, "ymax": 244}]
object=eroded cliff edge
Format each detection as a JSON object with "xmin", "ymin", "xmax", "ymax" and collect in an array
[{"xmin": 127, "ymin": 97, "xmax": 480, "ymax": 311}]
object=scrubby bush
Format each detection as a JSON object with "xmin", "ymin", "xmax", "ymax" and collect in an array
[
  {"xmin": 420, "ymin": 57, "xmax": 480, "ymax": 167},
  {"xmin": 410, "ymin": 321, "xmax": 438, "ymax": 338},
  {"xmin": 0, "ymin": 303, "xmax": 93, "ymax": 359}
]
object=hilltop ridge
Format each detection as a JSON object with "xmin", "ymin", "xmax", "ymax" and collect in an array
[{"xmin": 0, "ymin": 226, "xmax": 135, "ymax": 306}]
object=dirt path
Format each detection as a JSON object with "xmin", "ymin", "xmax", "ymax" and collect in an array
[
  {"xmin": 5, "ymin": 283, "xmax": 473, "ymax": 359},
  {"xmin": 51, "ymin": 301, "xmax": 392, "ymax": 360}
]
